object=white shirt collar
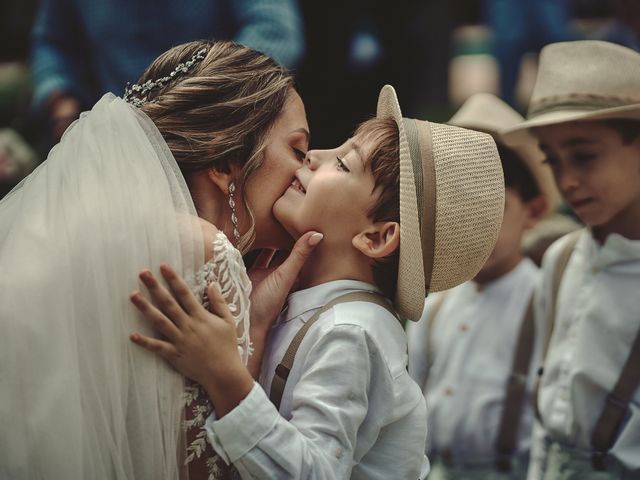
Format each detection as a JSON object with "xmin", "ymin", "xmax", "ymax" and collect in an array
[
  {"xmin": 282, "ymin": 279, "xmax": 382, "ymax": 323},
  {"xmin": 581, "ymin": 229, "xmax": 640, "ymax": 268}
]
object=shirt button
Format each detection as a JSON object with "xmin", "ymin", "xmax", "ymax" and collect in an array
[
  {"xmin": 335, "ymin": 447, "xmax": 343, "ymax": 459},
  {"xmin": 459, "ymin": 324, "xmax": 468, "ymax": 332},
  {"xmin": 444, "ymin": 387, "xmax": 454, "ymax": 396}
]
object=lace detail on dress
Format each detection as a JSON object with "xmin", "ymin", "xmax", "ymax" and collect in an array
[
  {"xmin": 185, "ymin": 230, "xmax": 252, "ymax": 480},
  {"xmin": 193, "ymin": 230, "xmax": 252, "ymax": 363}
]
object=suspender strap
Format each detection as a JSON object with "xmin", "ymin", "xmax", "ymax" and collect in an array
[
  {"xmin": 269, "ymin": 291, "xmax": 399, "ymax": 411},
  {"xmin": 534, "ymin": 229, "xmax": 582, "ymax": 421},
  {"xmin": 590, "ymin": 327, "xmax": 640, "ymax": 470},
  {"xmin": 495, "ymin": 295, "xmax": 536, "ymax": 472}
]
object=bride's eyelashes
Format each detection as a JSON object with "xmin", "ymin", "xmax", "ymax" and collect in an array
[{"xmin": 293, "ymin": 147, "xmax": 306, "ymax": 162}]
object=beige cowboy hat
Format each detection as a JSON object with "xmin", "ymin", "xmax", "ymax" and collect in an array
[
  {"xmin": 504, "ymin": 40, "xmax": 640, "ymax": 136},
  {"xmin": 377, "ymin": 85, "xmax": 505, "ymax": 321},
  {"xmin": 449, "ymin": 92, "xmax": 560, "ymax": 213}
]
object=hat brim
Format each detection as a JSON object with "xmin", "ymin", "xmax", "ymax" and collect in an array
[
  {"xmin": 503, "ymin": 103, "xmax": 640, "ymax": 139},
  {"xmin": 376, "ymin": 85, "xmax": 426, "ymax": 321}
]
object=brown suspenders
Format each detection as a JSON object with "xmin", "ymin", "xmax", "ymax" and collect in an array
[
  {"xmin": 269, "ymin": 291, "xmax": 399, "ymax": 411},
  {"xmin": 591, "ymin": 327, "xmax": 640, "ymax": 469},
  {"xmin": 425, "ymin": 288, "xmax": 537, "ymax": 471},
  {"xmin": 533, "ymin": 229, "xmax": 582, "ymax": 421},
  {"xmin": 495, "ymin": 295, "xmax": 536, "ymax": 471},
  {"xmin": 534, "ymin": 228, "xmax": 640, "ymax": 470}
]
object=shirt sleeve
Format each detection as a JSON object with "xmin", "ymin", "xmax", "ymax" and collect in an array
[
  {"xmin": 30, "ymin": 0, "xmax": 91, "ymax": 110},
  {"xmin": 406, "ymin": 310, "xmax": 429, "ymax": 389},
  {"xmin": 228, "ymin": 0, "xmax": 305, "ymax": 69},
  {"xmin": 205, "ymin": 324, "xmax": 386, "ymax": 479}
]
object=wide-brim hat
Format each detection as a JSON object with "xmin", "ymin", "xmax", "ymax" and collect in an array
[
  {"xmin": 449, "ymin": 92, "xmax": 560, "ymax": 212},
  {"xmin": 504, "ymin": 41, "xmax": 640, "ymax": 137},
  {"xmin": 377, "ymin": 85, "xmax": 504, "ymax": 321}
]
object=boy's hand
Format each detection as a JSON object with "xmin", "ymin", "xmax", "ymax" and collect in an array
[
  {"xmin": 130, "ymin": 265, "xmax": 253, "ymax": 416},
  {"xmin": 246, "ymin": 231, "xmax": 323, "ymax": 376}
]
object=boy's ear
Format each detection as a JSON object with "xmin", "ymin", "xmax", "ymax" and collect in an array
[
  {"xmin": 352, "ymin": 221, "xmax": 400, "ymax": 259},
  {"xmin": 523, "ymin": 194, "xmax": 548, "ymax": 230}
]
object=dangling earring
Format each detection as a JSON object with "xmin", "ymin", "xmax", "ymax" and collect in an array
[{"xmin": 228, "ymin": 182, "xmax": 241, "ymax": 245}]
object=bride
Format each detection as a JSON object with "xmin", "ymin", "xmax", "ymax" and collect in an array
[{"xmin": 0, "ymin": 40, "xmax": 317, "ymax": 479}]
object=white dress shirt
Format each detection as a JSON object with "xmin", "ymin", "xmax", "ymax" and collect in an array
[
  {"xmin": 528, "ymin": 229, "xmax": 640, "ymax": 476},
  {"xmin": 205, "ymin": 279, "xmax": 430, "ymax": 479},
  {"xmin": 407, "ymin": 258, "xmax": 540, "ymax": 463}
]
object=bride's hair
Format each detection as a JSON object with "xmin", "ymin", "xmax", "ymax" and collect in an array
[{"xmin": 137, "ymin": 40, "xmax": 295, "ymax": 250}]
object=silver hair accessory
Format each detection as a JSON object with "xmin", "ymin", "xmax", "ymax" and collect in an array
[
  {"xmin": 123, "ymin": 48, "xmax": 208, "ymax": 108},
  {"xmin": 228, "ymin": 182, "xmax": 241, "ymax": 245}
]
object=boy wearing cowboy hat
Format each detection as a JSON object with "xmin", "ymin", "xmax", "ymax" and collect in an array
[
  {"xmin": 129, "ymin": 85, "xmax": 505, "ymax": 479},
  {"xmin": 504, "ymin": 40, "xmax": 640, "ymax": 479},
  {"xmin": 407, "ymin": 92, "xmax": 558, "ymax": 480}
]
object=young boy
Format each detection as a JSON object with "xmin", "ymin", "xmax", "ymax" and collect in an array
[
  {"xmin": 130, "ymin": 85, "xmax": 505, "ymax": 479},
  {"xmin": 504, "ymin": 40, "xmax": 640, "ymax": 479},
  {"xmin": 406, "ymin": 92, "xmax": 557, "ymax": 480}
]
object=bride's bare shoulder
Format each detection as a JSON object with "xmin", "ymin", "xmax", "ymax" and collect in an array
[{"xmin": 197, "ymin": 218, "xmax": 219, "ymax": 261}]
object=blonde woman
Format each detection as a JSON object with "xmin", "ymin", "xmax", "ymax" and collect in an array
[{"xmin": 0, "ymin": 40, "xmax": 317, "ymax": 480}]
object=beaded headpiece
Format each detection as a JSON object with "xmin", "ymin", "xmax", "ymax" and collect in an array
[{"xmin": 123, "ymin": 48, "xmax": 208, "ymax": 108}]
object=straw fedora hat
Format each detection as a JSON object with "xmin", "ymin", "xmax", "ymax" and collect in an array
[
  {"xmin": 449, "ymin": 92, "xmax": 560, "ymax": 212},
  {"xmin": 504, "ymin": 40, "xmax": 640, "ymax": 135},
  {"xmin": 376, "ymin": 85, "xmax": 504, "ymax": 321}
]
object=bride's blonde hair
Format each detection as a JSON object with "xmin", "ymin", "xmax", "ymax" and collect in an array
[{"xmin": 137, "ymin": 40, "xmax": 295, "ymax": 251}]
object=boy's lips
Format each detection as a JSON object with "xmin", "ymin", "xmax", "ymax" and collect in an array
[
  {"xmin": 569, "ymin": 197, "xmax": 593, "ymax": 210},
  {"xmin": 289, "ymin": 176, "xmax": 306, "ymax": 194}
]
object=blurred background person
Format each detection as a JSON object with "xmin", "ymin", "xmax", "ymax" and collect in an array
[
  {"xmin": 406, "ymin": 93, "xmax": 558, "ymax": 480},
  {"xmin": 30, "ymin": 0, "xmax": 305, "ymax": 145},
  {"xmin": 484, "ymin": 0, "xmax": 574, "ymax": 108},
  {"xmin": 595, "ymin": 0, "xmax": 640, "ymax": 50}
]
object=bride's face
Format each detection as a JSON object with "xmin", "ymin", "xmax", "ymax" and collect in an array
[{"xmin": 242, "ymin": 90, "xmax": 309, "ymax": 250}]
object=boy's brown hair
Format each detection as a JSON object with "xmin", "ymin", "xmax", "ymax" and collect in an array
[{"xmin": 354, "ymin": 117, "xmax": 400, "ymax": 299}]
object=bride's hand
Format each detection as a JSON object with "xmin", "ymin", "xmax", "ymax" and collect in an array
[
  {"xmin": 246, "ymin": 231, "xmax": 323, "ymax": 376},
  {"xmin": 130, "ymin": 265, "xmax": 253, "ymax": 416}
]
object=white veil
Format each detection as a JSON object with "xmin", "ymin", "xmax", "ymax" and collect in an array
[{"xmin": 0, "ymin": 94, "xmax": 203, "ymax": 479}]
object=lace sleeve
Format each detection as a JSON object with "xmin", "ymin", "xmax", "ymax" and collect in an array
[
  {"xmin": 193, "ymin": 230, "xmax": 253, "ymax": 363},
  {"xmin": 185, "ymin": 231, "xmax": 252, "ymax": 479}
]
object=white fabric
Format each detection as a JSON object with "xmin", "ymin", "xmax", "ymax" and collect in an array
[
  {"xmin": 205, "ymin": 280, "xmax": 430, "ymax": 479},
  {"xmin": 185, "ymin": 230, "xmax": 252, "ymax": 479},
  {"xmin": 407, "ymin": 258, "xmax": 540, "ymax": 463},
  {"xmin": 195, "ymin": 230, "xmax": 252, "ymax": 364},
  {"xmin": 0, "ymin": 94, "xmax": 204, "ymax": 479},
  {"xmin": 527, "ymin": 230, "xmax": 640, "ymax": 479}
]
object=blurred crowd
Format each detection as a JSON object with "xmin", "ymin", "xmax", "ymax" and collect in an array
[{"xmin": 0, "ymin": 0, "xmax": 637, "ymax": 199}]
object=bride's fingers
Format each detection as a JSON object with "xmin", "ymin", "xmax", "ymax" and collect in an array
[
  {"xmin": 159, "ymin": 264, "xmax": 202, "ymax": 315},
  {"xmin": 139, "ymin": 270, "xmax": 187, "ymax": 328},
  {"xmin": 206, "ymin": 282, "xmax": 235, "ymax": 325},
  {"xmin": 270, "ymin": 231, "xmax": 323, "ymax": 291},
  {"xmin": 130, "ymin": 292, "xmax": 182, "ymax": 341},
  {"xmin": 130, "ymin": 331, "xmax": 178, "ymax": 360}
]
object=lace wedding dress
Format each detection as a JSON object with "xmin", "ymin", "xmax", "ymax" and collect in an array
[
  {"xmin": 185, "ymin": 230, "xmax": 252, "ymax": 480},
  {"xmin": 0, "ymin": 94, "xmax": 250, "ymax": 479}
]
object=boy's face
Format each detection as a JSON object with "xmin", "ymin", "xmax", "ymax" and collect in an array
[
  {"xmin": 534, "ymin": 121, "xmax": 640, "ymax": 229},
  {"xmin": 273, "ymin": 135, "xmax": 378, "ymax": 245},
  {"xmin": 475, "ymin": 187, "xmax": 540, "ymax": 283}
]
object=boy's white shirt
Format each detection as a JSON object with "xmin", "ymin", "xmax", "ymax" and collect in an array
[
  {"xmin": 204, "ymin": 279, "xmax": 430, "ymax": 480},
  {"xmin": 406, "ymin": 258, "xmax": 541, "ymax": 462},
  {"xmin": 527, "ymin": 229, "xmax": 640, "ymax": 478}
]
